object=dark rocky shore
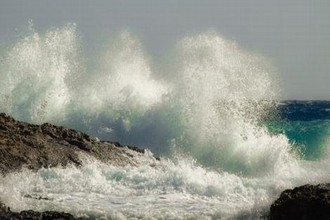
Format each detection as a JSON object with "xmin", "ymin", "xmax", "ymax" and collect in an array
[
  {"xmin": 0, "ymin": 113, "xmax": 149, "ymax": 219},
  {"xmin": 1, "ymin": 113, "xmax": 330, "ymax": 219},
  {"xmin": 0, "ymin": 113, "xmax": 146, "ymax": 175},
  {"xmin": 269, "ymin": 183, "xmax": 330, "ymax": 220},
  {"xmin": 1, "ymin": 201, "xmax": 78, "ymax": 220}
]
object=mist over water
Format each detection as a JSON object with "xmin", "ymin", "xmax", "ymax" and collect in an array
[{"xmin": 1, "ymin": 23, "xmax": 330, "ymax": 219}]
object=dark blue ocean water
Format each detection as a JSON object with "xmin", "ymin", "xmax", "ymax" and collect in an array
[{"xmin": 267, "ymin": 101, "xmax": 330, "ymax": 160}]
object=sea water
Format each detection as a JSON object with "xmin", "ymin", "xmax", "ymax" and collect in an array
[{"xmin": 0, "ymin": 24, "xmax": 330, "ymax": 219}]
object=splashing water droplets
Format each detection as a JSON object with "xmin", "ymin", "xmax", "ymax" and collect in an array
[
  {"xmin": 170, "ymin": 32, "xmax": 285, "ymax": 174},
  {"xmin": 1, "ymin": 24, "xmax": 330, "ymax": 219},
  {"xmin": 0, "ymin": 24, "xmax": 79, "ymax": 122}
]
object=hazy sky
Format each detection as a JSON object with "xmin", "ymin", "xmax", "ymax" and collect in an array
[{"xmin": 0, "ymin": 0, "xmax": 329, "ymax": 100}]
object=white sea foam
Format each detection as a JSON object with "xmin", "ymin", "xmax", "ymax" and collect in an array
[
  {"xmin": 0, "ymin": 23, "xmax": 80, "ymax": 123},
  {"xmin": 1, "ymin": 23, "xmax": 330, "ymax": 219},
  {"xmin": 80, "ymin": 31, "xmax": 169, "ymax": 124},
  {"xmin": 1, "ymin": 154, "xmax": 330, "ymax": 219}
]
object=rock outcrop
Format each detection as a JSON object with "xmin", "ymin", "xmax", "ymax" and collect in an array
[
  {"xmin": 0, "ymin": 113, "xmax": 146, "ymax": 175},
  {"xmin": 0, "ymin": 113, "xmax": 154, "ymax": 219},
  {"xmin": 0, "ymin": 201, "xmax": 78, "ymax": 220},
  {"xmin": 269, "ymin": 183, "xmax": 330, "ymax": 220}
]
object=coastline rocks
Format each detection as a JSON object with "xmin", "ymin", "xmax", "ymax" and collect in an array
[
  {"xmin": 0, "ymin": 113, "xmax": 154, "ymax": 219},
  {"xmin": 0, "ymin": 113, "xmax": 147, "ymax": 175},
  {"xmin": 269, "ymin": 183, "xmax": 330, "ymax": 220},
  {"xmin": 0, "ymin": 201, "xmax": 77, "ymax": 220}
]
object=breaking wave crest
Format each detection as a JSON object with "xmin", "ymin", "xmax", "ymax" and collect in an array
[{"xmin": 1, "ymin": 23, "xmax": 330, "ymax": 218}]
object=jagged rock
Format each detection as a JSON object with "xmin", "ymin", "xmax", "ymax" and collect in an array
[
  {"xmin": 0, "ymin": 201, "xmax": 77, "ymax": 219},
  {"xmin": 0, "ymin": 113, "xmax": 155, "ymax": 219},
  {"xmin": 0, "ymin": 113, "xmax": 147, "ymax": 175},
  {"xmin": 269, "ymin": 183, "xmax": 330, "ymax": 220}
]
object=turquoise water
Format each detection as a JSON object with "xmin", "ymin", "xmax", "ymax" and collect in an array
[
  {"xmin": 266, "ymin": 119, "xmax": 330, "ymax": 160},
  {"xmin": 266, "ymin": 101, "xmax": 330, "ymax": 160},
  {"xmin": 1, "ymin": 24, "xmax": 330, "ymax": 218}
]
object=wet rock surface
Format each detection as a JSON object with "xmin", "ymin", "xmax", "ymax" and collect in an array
[
  {"xmin": 269, "ymin": 183, "xmax": 330, "ymax": 220},
  {"xmin": 0, "ymin": 113, "xmax": 152, "ymax": 219},
  {"xmin": 0, "ymin": 113, "xmax": 146, "ymax": 175},
  {"xmin": 0, "ymin": 201, "xmax": 78, "ymax": 220}
]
